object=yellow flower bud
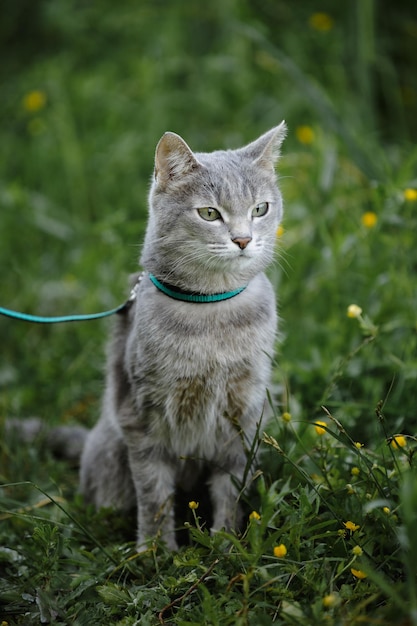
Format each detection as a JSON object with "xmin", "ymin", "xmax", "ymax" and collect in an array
[
  {"xmin": 296, "ymin": 125, "xmax": 315, "ymax": 145},
  {"xmin": 361, "ymin": 212, "xmax": 378, "ymax": 228},
  {"xmin": 391, "ymin": 435, "xmax": 407, "ymax": 449},
  {"xmin": 273, "ymin": 543, "xmax": 287, "ymax": 558},
  {"xmin": 309, "ymin": 12, "xmax": 334, "ymax": 32},
  {"xmin": 344, "ymin": 520, "xmax": 360, "ymax": 532},
  {"xmin": 314, "ymin": 420, "xmax": 327, "ymax": 435},
  {"xmin": 347, "ymin": 304, "xmax": 362, "ymax": 319},
  {"xmin": 322, "ymin": 593, "xmax": 338, "ymax": 608},
  {"xmin": 404, "ymin": 188, "xmax": 417, "ymax": 201},
  {"xmin": 23, "ymin": 90, "xmax": 47, "ymax": 113}
]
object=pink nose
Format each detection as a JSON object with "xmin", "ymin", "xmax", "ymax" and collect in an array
[{"xmin": 232, "ymin": 237, "xmax": 252, "ymax": 250}]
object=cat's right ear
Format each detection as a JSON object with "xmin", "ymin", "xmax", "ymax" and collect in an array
[
  {"xmin": 154, "ymin": 132, "xmax": 200, "ymax": 186},
  {"xmin": 244, "ymin": 121, "xmax": 287, "ymax": 170}
]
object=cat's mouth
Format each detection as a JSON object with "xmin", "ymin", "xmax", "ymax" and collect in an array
[
  {"xmin": 220, "ymin": 248, "xmax": 253, "ymax": 262},
  {"xmin": 235, "ymin": 244, "xmax": 256, "ymax": 259},
  {"xmin": 206, "ymin": 241, "xmax": 260, "ymax": 266},
  {"xmin": 236, "ymin": 250, "xmax": 251, "ymax": 261},
  {"xmin": 231, "ymin": 250, "xmax": 256, "ymax": 268}
]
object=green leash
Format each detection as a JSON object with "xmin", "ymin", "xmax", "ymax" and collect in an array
[
  {"xmin": 0, "ymin": 275, "xmax": 142, "ymax": 324},
  {"xmin": 0, "ymin": 303, "xmax": 130, "ymax": 324},
  {"xmin": 0, "ymin": 272, "xmax": 247, "ymax": 324}
]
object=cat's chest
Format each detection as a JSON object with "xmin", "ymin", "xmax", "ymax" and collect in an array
[
  {"xmin": 130, "ymin": 281, "xmax": 275, "ymax": 377},
  {"xmin": 124, "ymin": 278, "xmax": 276, "ymax": 456}
]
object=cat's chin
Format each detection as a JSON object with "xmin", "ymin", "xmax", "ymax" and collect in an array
[
  {"xmin": 231, "ymin": 251, "xmax": 265, "ymax": 269},
  {"xmin": 233, "ymin": 254, "xmax": 256, "ymax": 268},
  {"xmin": 210, "ymin": 254, "xmax": 256, "ymax": 274},
  {"xmin": 209, "ymin": 249, "xmax": 269, "ymax": 278}
]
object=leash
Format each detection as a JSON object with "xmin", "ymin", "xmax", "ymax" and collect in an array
[
  {"xmin": 0, "ymin": 275, "xmax": 142, "ymax": 324},
  {"xmin": 0, "ymin": 271, "xmax": 247, "ymax": 324},
  {"xmin": 0, "ymin": 303, "xmax": 130, "ymax": 324}
]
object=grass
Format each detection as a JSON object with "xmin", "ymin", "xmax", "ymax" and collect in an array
[{"xmin": 1, "ymin": 1, "xmax": 417, "ymax": 623}]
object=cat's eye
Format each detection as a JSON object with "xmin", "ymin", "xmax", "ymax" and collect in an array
[
  {"xmin": 197, "ymin": 207, "xmax": 221, "ymax": 221},
  {"xmin": 252, "ymin": 202, "xmax": 269, "ymax": 218}
]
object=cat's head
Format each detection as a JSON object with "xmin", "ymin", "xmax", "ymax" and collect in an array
[{"xmin": 141, "ymin": 123, "xmax": 287, "ymax": 293}]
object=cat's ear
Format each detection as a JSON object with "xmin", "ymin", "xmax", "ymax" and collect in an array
[
  {"xmin": 244, "ymin": 121, "xmax": 287, "ymax": 169},
  {"xmin": 154, "ymin": 132, "xmax": 200, "ymax": 185}
]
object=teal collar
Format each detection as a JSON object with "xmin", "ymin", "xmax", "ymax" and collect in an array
[{"xmin": 148, "ymin": 273, "xmax": 247, "ymax": 303}]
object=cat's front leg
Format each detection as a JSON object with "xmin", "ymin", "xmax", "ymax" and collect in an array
[
  {"xmin": 127, "ymin": 444, "xmax": 177, "ymax": 551},
  {"xmin": 208, "ymin": 449, "xmax": 247, "ymax": 535},
  {"xmin": 209, "ymin": 471, "xmax": 243, "ymax": 534}
]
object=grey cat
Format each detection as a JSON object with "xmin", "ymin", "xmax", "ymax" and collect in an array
[{"xmin": 79, "ymin": 123, "xmax": 287, "ymax": 551}]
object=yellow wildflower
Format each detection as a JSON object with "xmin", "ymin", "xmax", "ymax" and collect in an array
[
  {"xmin": 296, "ymin": 125, "xmax": 315, "ymax": 145},
  {"xmin": 354, "ymin": 441, "xmax": 364, "ymax": 449},
  {"xmin": 347, "ymin": 304, "xmax": 362, "ymax": 319},
  {"xmin": 352, "ymin": 545, "xmax": 363, "ymax": 556},
  {"xmin": 309, "ymin": 12, "xmax": 334, "ymax": 32},
  {"xmin": 23, "ymin": 90, "xmax": 47, "ymax": 113},
  {"xmin": 346, "ymin": 483, "xmax": 355, "ymax": 495},
  {"xmin": 391, "ymin": 435, "xmax": 407, "ymax": 449},
  {"xmin": 383, "ymin": 507, "xmax": 391, "ymax": 515},
  {"xmin": 361, "ymin": 211, "xmax": 378, "ymax": 228},
  {"xmin": 344, "ymin": 520, "xmax": 360, "ymax": 532},
  {"xmin": 351, "ymin": 568, "xmax": 367, "ymax": 579},
  {"xmin": 351, "ymin": 466, "xmax": 360, "ymax": 477},
  {"xmin": 311, "ymin": 473, "xmax": 325, "ymax": 485},
  {"xmin": 249, "ymin": 510, "xmax": 261, "ymax": 521},
  {"xmin": 188, "ymin": 501, "xmax": 199, "ymax": 510},
  {"xmin": 273, "ymin": 543, "xmax": 287, "ymax": 558},
  {"xmin": 276, "ymin": 224, "xmax": 285, "ymax": 237},
  {"xmin": 404, "ymin": 188, "xmax": 417, "ymax": 202},
  {"xmin": 314, "ymin": 420, "xmax": 327, "ymax": 436},
  {"xmin": 282, "ymin": 411, "xmax": 291, "ymax": 423},
  {"xmin": 322, "ymin": 593, "xmax": 338, "ymax": 608}
]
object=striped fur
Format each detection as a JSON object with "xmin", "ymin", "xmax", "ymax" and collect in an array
[{"xmin": 80, "ymin": 124, "xmax": 287, "ymax": 550}]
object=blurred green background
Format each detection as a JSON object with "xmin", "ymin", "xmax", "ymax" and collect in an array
[{"xmin": 1, "ymin": 0, "xmax": 416, "ymax": 440}]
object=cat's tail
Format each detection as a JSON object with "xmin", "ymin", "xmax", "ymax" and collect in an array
[{"xmin": 4, "ymin": 417, "xmax": 88, "ymax": 465}]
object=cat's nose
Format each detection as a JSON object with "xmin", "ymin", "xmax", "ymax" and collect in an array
[{"xmin": 232, "ymin": 236, "xmax": 252, "ymax": 250}]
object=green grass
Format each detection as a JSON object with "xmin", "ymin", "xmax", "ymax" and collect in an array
[{"xmin": 1, "ymin": 1, "xmax": 417, "ymax": 624}]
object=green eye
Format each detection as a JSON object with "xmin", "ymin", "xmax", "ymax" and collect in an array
[
  {"xmin": 252, "ymin": 202, "xmax": 269, "ymax": 217},
  {"xmin": 197, "ymin": 207, "xmax": 221, "ymax": 221}
]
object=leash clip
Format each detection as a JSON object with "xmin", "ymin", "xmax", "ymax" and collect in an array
[{"xmin": 126, "ymin": 272, "xmax": 146, "ymax": 305}]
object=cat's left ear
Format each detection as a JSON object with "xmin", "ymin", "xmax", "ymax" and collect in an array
[{"xmin": 244, "ymin": 121, "xmax": 287, "ymax": 169}]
